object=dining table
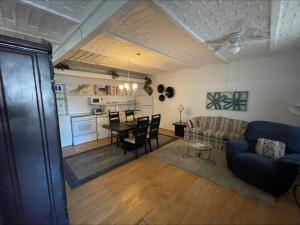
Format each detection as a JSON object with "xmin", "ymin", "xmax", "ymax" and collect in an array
[
  {"xmin": 103, "ymin": 120, "xmax": 151, "ymax": 142},
  {"xmin": 102, "ymin": 121, "xmax": 138, "ymax": 132}
]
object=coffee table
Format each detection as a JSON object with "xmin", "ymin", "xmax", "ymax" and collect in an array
[{"xmin": 186, "ymin": 141, "xmax": 215, "ymax": 165}]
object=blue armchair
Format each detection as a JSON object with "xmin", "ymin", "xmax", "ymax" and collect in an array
[{"xmin": 226, "ymin": 121, "xmax": 300, "ymax": 196}]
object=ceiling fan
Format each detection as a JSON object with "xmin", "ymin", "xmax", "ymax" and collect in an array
[{"xmin": 206, "ymin": 27, "xmax": 268, "ymax": 55}]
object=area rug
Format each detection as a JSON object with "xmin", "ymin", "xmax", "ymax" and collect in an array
[
  {"xmin": 64, "ymin": 134, "xmax": 177, "ymax": 188},
  {"xmin": 152, "ymin": 140, "xmax": 276, "ymax": 207}
]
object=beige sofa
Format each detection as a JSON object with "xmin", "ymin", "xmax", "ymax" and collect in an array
[{"xmin": 185, "ymin": 116, "xmax": 248, "ymax": 147}]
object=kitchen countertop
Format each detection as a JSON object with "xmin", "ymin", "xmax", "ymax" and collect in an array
[{"xmin": 69, "ymin": 110, "xmax": 143, "ymax": 118}]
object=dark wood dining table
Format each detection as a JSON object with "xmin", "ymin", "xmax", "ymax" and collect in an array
[
  {"xmin": 103, "ymin": 120, "xmax": 151, "ymax": 142},
  {"xmin": 102, "ymin": 121, "xmax": 138, "ymax": 132}
]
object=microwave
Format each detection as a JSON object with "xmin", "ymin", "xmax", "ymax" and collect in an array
[{"xmin": 90, "ymin": 97, "xmax": 103, "ymax": 105}]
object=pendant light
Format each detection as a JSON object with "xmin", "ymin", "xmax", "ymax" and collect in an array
[
  {"xmin": 131, "ymin": 53, "xmax": 139, "ymax": 92},
  {"xmin": 124, "ymin": 59, "xmax": 131, "ymax": 92},
  {"xmin": 119, "ymin": 56, "xmax": 138, "ymax": 94}
]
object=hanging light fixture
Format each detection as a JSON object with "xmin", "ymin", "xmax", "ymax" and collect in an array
[
  {"xmin": 131, "ymin": 53, "xmax": 139, "ymax": 92},
  {"xmin": 124, "ymin": 59, "xmax": 131, "ymax": 92},
  {"xmin": 132, "ymin": 83, "xmax": 138, "ymax": 91},
  {"xmin": 118, "ymin": 55, "xmax": 139, "ymax": 94}
]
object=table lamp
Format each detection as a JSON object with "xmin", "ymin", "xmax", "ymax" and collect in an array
[{"xmin": 177, "ymin": 104, "xmax": 184, "ymax": 122}]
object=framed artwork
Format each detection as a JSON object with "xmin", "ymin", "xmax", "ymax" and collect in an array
[
  {"xmin": 67, "ymin": 84, "xmax": 94, "ymax": 96},
  {"xmin": 94, "ymin": 85, "xmax": 126, "ymax": 96},
  {"xmin": 206, "ymin": 91, "xmax": 248, "ymax": 111},
  {"xmin": 94, "ymin": 84, "xmax": 107, "ymax": 96}
]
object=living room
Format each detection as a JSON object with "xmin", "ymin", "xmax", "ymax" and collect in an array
[{"xmin": 1, "ymin": 0, "xmax": 300, "ymax": 225}]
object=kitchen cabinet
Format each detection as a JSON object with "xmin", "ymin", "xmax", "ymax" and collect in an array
[
  {"xmin": 97, "ymin": 115, "xmax": 110, "ymax": 139},
  {"xmin": 71, "ymin": 115, "xmax": 97, "ymax": 145},
  {"xmin": 58, "ymin": 115, "xmax": 72, "ymax": 147}
]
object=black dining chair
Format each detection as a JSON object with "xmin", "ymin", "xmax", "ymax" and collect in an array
[
  {"xmin": 109, "ymin": 111, "xmax": 121, "ymax": 146},
  {"xmin": 122, "ymin": 116, "xmax": 149, "ymax": 158},
  {"xmin": 125, "ymin": 110, "xmax": 135, "ymax": 122},
  {"xmin": 146, "ymin": 114, "xmax": 161, "ymax": 151}
]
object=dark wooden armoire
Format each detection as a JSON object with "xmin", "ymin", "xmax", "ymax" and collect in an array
[{"xmin": 0, "ymin": 35, "xmax": 69, "ymax": 225}]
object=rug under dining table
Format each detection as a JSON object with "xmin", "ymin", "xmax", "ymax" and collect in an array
[{"xmin": 63, "ymin": 133, "xmax": 177, "ymax": 188}]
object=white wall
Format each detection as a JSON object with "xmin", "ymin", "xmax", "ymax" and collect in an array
[
  {"xmin": 55, "ymin": 74, "xmax": 146, "ymax": 115},
  {"xmin": 151, "ymin": 51, "xmax": 300, "ymax": 130}
]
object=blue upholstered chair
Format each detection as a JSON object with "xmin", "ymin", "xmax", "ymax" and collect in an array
[{"xmin": 226, "ymin": 121, "xmax": 300, "ymax": 196}]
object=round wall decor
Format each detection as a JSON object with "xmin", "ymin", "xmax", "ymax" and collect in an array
[
  {"xmin": 157, "ymin": 84, "xmax": 165, "ymax": 93},
  {"xmin": 165, "ymin": 86, "xmax": 174, "ymax": 98},
  {"xmin": 159, "ymin": 94, "xmax": 165, "ymax": 101}
]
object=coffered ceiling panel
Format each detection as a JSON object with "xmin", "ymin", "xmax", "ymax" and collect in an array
[
  {"xmin": 67, "ymin": 32, "xmax": 187, "ymax": 74},
  {"xmin": 65, "ymin": 1, "xmax": 224, "ymax": 74},
  {"xmin": 102, "ymin": 1, "xmax": 224, "ymax": 67}
]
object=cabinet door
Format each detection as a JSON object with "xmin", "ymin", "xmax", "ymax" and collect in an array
[
  {"xmin": 97, "ymin": 117, "xmax": 109, "ymax": 139},
  {"xmin": 0, "ymin": 42, "xmax": 69, "ymax": 224}
]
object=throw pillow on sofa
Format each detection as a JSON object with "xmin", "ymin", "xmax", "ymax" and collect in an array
[{"xmin": 255, "ymin": 138, "xmax": 285, "ymax": 160}]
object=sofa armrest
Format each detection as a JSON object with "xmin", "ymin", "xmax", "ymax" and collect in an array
[
  {"xmin": 226, "ymin": 139, "xmax": 249, "ymax": 170},
  {"xmin": 280, "ymin": 154, "xmax": 300, "ymax": 166},
  {"xmin": 273, "ymin": 154, "xmax": 300, "ymax": 195}
]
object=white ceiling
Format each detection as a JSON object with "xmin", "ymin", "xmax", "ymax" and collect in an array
[
  {"xmin": 0, "ymin": 0, "xmax": 300, "ymax": 74},
  {"xmin": 0, "ymin": 0, "xmax": 104, "ymax": 49},
  {"xmin": 155, "ymin": 0, "xmax": 300, "ymax": 60}
]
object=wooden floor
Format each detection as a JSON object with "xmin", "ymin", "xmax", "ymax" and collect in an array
[{"xmin": 65, "ymin": 129, "xmax": 300, "ymax": 225}]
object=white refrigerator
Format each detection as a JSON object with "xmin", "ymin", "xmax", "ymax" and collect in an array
[{"xmin": 135, "ymin": 95, "xmax": 153, "ymax": 117}]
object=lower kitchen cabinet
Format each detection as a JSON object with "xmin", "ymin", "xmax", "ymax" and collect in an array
[{"xmin": 97, "ymin": 115, "xmax": 110, "ymax": 139}]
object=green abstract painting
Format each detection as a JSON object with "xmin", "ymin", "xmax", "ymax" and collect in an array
[{"xmin": 206, "ymin": 91, "xmax": 248, "ymax": 111}]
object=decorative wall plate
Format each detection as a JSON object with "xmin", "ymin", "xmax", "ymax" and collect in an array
[
  {"xmin": 157, "ymin": 84, "xmax": 165, "ymax": 93},
  {"xmin": 165, "ymin": 86, "xmax": 174, "ymax": 98},
  {"xmin": 159, "ymin": 94, "xmax": 165, "ymax": 101}
]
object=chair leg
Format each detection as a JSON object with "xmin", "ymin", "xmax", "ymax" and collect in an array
[
  {"xmin": 145, "ymin": 143, "xmax": 148, "ymax": 154},
  {"xmin": 156, "ymin": 137, "xmax": 159, "ymax": 148},
  {"xmin": 135, "ymin": 148, "xmax": 138, "ymax": 159},
  {"xmin": 116, "ymin": 136, "xmax": 119, "ymax": 146},
  {"xmin": 111, "ymin": 132, "xmax": 113, "ymax": 144},
  {"xmin": 149, "ymin": 139, "xmax": 152, "ymax": 152}
]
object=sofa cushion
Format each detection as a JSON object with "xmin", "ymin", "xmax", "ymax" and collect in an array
[
  {"xmin": 255, "ymin": 138, "xmax": 285, "ymax": 160},
  {"xmin": 210, "ymin": 117, "xmax": 223, "ymax": 130},
  {"xmin": 202, "ymin": 129, "xmax": 215, "ymax": 138},
  {"xmin": 211, "ymin": 130, "xmax": 242, "ymax": 140},
  {"xmin": 185, "ymin": 127, "xmax": 206, "ymax": 136},
  {"xmin": 232, "ymin": 153, "xmax": 277, "ymax": 191},
  {"xmin": 224, "ymin": 118, "xmax": 247, "ymax": 133}
]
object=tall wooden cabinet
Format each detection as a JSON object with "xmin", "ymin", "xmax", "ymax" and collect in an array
[{"xmin": 0, "ymin": 35, "xmax": 69, "ymax": 224}]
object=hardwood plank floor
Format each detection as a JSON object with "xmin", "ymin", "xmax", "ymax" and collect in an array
[{"xmin": 65, "ymin": 129, "xmax": 300, "ymax": 225}]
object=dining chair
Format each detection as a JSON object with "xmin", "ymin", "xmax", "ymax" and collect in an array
[
  {"xmin": 146, "ymin": 114, "xmax": 161, "ymax": 151},
  {"xmin": 125, "ymin": 110, "xmax": 135, "ymax": 122},
  {"xmin": 109, "ymin": 111, "xmax": 121, "ymax": 146},
  {"xmin": 122, "ymin": 116, "xmax": 149, "ymax": 158}
]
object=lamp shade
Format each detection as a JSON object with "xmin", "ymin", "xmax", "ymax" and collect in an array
[
  {"xmin": 288, "ymin": 104, "xmax": 300, "ymax": 115},
  {"xmin": 177, "ymin": 104, "xmax": 184, "ymax": 111}
]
